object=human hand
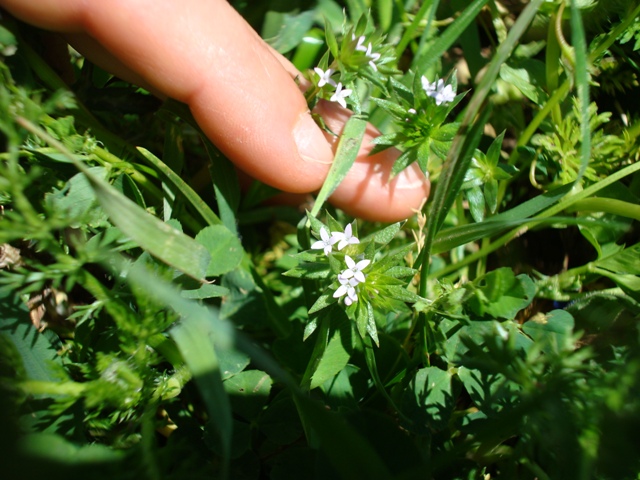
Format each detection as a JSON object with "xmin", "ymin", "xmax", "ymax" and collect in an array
[{"xmin": 1, "ymin": 0, "xmax": 429, "ymax": 222}]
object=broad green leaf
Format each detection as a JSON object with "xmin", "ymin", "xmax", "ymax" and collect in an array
[
  {"xmin": 467, "ymin": 185, "xmax": 485, "ymax": 223},
  {"xmin": 467, "ymin": 268, "xmax": 536, "ymax": 320},
  {"xmin": 310, "ymin": 115, "xmax": 367, "ymax": 216},
  {"xmin": 291, "ymin": 28, "xmax": 325, "ymax": 71},
  {"xmin": 259, "ymin": 390, "xmax": 304, "ymax": 446},
  {"xmin": 499, "ymin": 63, "xmax": 542, "ymax": 103},
  {"xmin": 224, "ymin": 370, "xmax": 272, "ymax": 421},
  {"xmin": 596, "ymin": 243, "xmax": 640, "ymax": 275},
  {"xmin": 522, "ymin": 310, "xmax": 575, "ymax": 355},
  {"xmin": 308, "ymin": 291, "xmax": 339, "ymax": 315},
  {"xmin": 284, "ymin": 261, "xmax": 332, "ymax": 280},
  {"xmin": 402, "ymin": 366, "xmax": 457, "ymax": 432},
  {"xmin": 457, "ymin": 366, "xmax": 517, "ymax": 414},
  {"xmin": 381, "ymin": 285, "xmax": 422, "ymax": 304},
  {"xmin": 293, "ymin": 394, "xmax": 392, "ymax": 480},
  {"xmin": 0, "ymin": 291, "xmax": 62, "ymax": 383},
  {"xmin": 45, "ymin": 167, "xmax": 108, "ymax": 227},
  {"xmin": 321, "ymin": 364, "xmax": 362, "ymax": 410},
  {"xmin": 369, "ymin": 221, "xmax": 403, "ymax": 246},
  {"xmin": 195, "ymin": 225, "xmax": 243, "ymax": 277},
  {"xmin": 310, "ymin": 318, "xmax": 352, "ymax": 389}
]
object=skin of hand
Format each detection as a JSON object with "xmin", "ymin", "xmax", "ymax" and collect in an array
[{"xmin": 1, "ymin": 0, "xmax": 430, "ymax": 222}]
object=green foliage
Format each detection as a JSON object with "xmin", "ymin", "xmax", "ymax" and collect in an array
[{"xmin": 2, "ymin": 1, "xmax": 640, "ymax": 479}]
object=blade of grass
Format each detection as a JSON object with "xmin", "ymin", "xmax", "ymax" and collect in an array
[
  {"xmin": 17, "ymin": 116, "xmax": 211, "ymax": 282},
  {"xmin": 113, "ymin": 255, "xmax": 394, "ymax": 480},
  {"xmin": 419, "ymin": 0, "xmax": 545, "ymax": 295},
  {"xmin": 137, "ymin": 147, "xmax": 223, "ymax": 228},
  {"xmin": 119, "ymin": 261, "xmax": 232, "ymax": 479},
  {"xmin": 570, "ymin": 1, "xmax": 590, "ymax": 184},
  {"xmin": 203, "ymin": 139, "xmax": 241, "ymax": 236},
  {"xmin": 161, "ymin": 122, "xmax": 185, "ymax": 222},
  {"xmin": 413, "ymin": 0, "xmax": 490, "ymax": 73},
  {"xmin": 310, "ymin": 114, "xmax": 367, "ymax": 217},
  {"xmin": 432, "ymin": 183, "xmax": 573, "ymax": 253},
  {"xmin": 395, "ymin": 0, "xmax": 435, "ymax": 58},
  {"xmin": 432, "ymin": 160, "xmax": 640, "ymax": 278}
]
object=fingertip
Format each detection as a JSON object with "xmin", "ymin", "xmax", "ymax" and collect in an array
[
  {"xmin": 311, "ymin": 100, "xmax": 430, "ymax": 222},
  {"xmin": 329, "ymin": 153, "xmax": 430, "ymax": 222}
]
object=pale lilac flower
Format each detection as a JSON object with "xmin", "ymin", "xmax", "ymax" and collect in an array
[
  {"xmin": 433, "ymin": 83, "xmax": 455, "ymax": 105},
  {"xmin": 365, "ymin": 43, "xmax": 381, "ymax": 71},
  {"xmin": 333, "ymin": 275, "xmax": 359, "ymax": 306},
  {"xmin": 314, "ymin": 67, "xmax": 337, "ymax": 88},
  {"xmin": 311, "ymin": 227, "xmax": 337, "ymax": 255},
  {"xmin": 421, "ymin": 76, "xmax": 437, "ymax": 96},
  {"xmin": 331, "ymin": 223, "xmax": 359, "ymax": 250},
  {"xmin": 330, "ymin": 82, "xmax": 352, "ymax": 109},
  {"xmin": 340, "ymin": 255, "xmax": 371, "ymax": 284},
  {"xmin": 421, "ymin": 76, "xmax": 456, "ymax": 106},
  {"xmin": 333, "ymin": 255, "xmax": 370, "ymax": 306}
]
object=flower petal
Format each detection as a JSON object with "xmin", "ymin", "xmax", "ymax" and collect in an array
[
  {"xmin": 353, "ymin": 271, "xmax": 365, "ymax": 283},
  {"xmin": 333, "ymin": 284, "xmax": 348, "ymax": 298},
  {"xmin": 355, "ymin": 259, "xmax": 371, "ymax": 270},
  {"xmin": 345, "ymin": 255, "xmax": 355, "ymax": 269}
]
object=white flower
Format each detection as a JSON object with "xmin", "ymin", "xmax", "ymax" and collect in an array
[
  {"xmin": 333, "ymin": 255, "xmax": 370, "ymax": 306},
  {"xmin": 314, "ymin": 67, "xmax": 337, "ymax": 88},
  {"xmin": 331, "ymin": 223, "xmax": 359, "ymax": 250},
  {"xmin": 365, "ymin": 43, "xmax": 381, "ymax": 71},
  {"xmin": 311, "ymin": 227, "xmax": 337, "ymax": 255},
  {"xmin": 353, "ymin": 34, "xmax": 367, "ymax": 52},
  {"xmin": 421, "ymin": 76, "xmax": 437, "ymax": 95},
  {"xmin": 330, "ymin": 82, "xmax": 352, "ymax": 109},
  {"xmin": 333, "ymin": 275, "xmax": 359, "ymax": 306},
  {"xmin": 340, "ymin": 255, "xmax": 371, "ymax": 284},
  {"xmin": 421, "ymin": 76, "xmax": 456, "ymax": 106},
  {"xmin": 433, "ymin": 83, "xmax": 455, "ymax": 105}
]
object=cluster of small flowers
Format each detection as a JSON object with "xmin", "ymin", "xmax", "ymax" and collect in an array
[
  {"xmin": 352, "ymin": 34, "xmax": 381, "ymax": 71},
  {"xmin": 311, "ymin": 224, "xmax": 369, "ymax": 306},
  {"xmin": 421, "ymin": 76, "xmax": 456, "ymax": 106},
  {"xmin": 314, "ymin": 67, "xmax": 352, "ymax": 109},
  {"xmin": 312, "ymin": 34, "xmax": 380, "ymax": 109}
]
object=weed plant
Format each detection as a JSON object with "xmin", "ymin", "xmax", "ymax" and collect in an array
[{"xmin": 1, "ymin": 1, "xmax": 640, "ymax": 479}]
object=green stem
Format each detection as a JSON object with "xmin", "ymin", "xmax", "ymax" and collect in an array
[
  {"xmin": 93, "ymin": 147, "xmax": 163, "ymax": 197},
  {"xmin": 566, "ymin": 197, "xmax": 640, "ymax": 221},
  {"xmin": 432, "ymin": 161, "xmax": 640, "ymax": 279},
  {"xmin": 395, "ymin": 0, "xmax": 434, "ymax": 58}
]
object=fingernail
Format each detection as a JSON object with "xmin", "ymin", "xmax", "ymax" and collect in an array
[{"xmin": 294, "ymin": 112, "xmax": 334, "ymax": 165}]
